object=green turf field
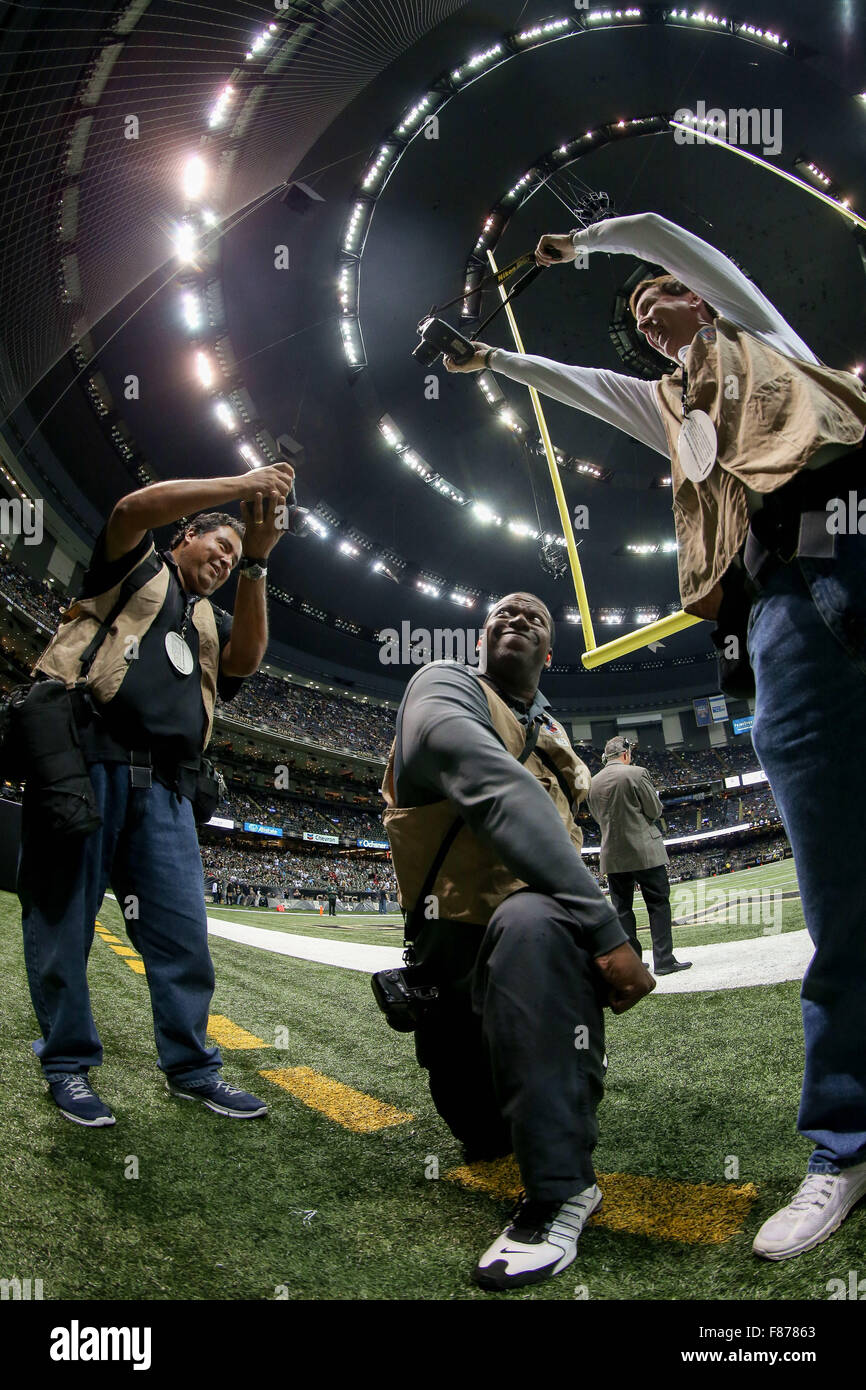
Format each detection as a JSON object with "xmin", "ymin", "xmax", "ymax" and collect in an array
[
  {"xmin": 5, "ymin": 860, "xmax": 858, "ymax": 1304},
  {"xmin": 204, "ymin": 859, "xmax": 805, "ymax": 952}
]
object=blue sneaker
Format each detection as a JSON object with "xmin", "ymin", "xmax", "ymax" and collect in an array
[
  {"xmin": 166, "ymin": 1075, "xmax": 267, "ymax": 1118},
  {"xmin": 49, "ymin": 1073, "xmax": 116, "ymax": 1127}
]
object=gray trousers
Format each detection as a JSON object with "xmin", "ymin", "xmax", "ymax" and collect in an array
[{"xmin": 412, "ymin": 890, "xmax": 606, "ymax": 1201}]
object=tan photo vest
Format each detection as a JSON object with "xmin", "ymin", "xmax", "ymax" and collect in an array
[
  {"xmin": 381, "ymin": 675, "xmax": 591, "ymax": 927},
  {"xmin": 655, "ymin": 318, "xmax": 866, "ymax": 617},
  {"xmin": 32, "ymin": 540, "xmax": 222, "ymax": 749}
]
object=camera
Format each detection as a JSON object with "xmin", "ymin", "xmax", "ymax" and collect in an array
[
  {"xmin": 371, "ymin": 966, "xmax": 440, "ymax": 1032},
  {"xmin": 413, "ymin": 317, "xmax": 478, "ymax": 368}
]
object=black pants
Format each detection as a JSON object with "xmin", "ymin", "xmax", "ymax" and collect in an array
[
  {"xmin": 411, "ymin": 891, "xmax": 606, "ymax": 1201},
  {"xmin": 328, "ymin": 900, "xmax": 336, "ymax": 916},
  {"xmin": 606, "ymin": 864, "xmax": 675, "ymax": 971}
]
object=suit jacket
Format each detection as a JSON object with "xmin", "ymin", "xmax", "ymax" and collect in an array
[{"xmin": 587, "ymin": 760, "xmax": 669, "ymax": 875}]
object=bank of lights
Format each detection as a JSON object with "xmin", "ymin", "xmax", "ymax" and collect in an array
[
  {"xmin": 173, "ymin": 221, "xmax": 198, "ymax": 264},
  {"xmin": 473, "ymin": 502, "xmax": 502, "ymax": 526},
  {"xmin": 515, "ymin": 18, "xmax": 571, "ymax": 44},
  {"xmin": 806, "ymin": 162, "xmax": 831, "ymax": 187},
  {"xmin": 417, "ymin": 580, "xmax": 440, "ymax": 598},
  {"xmin": 626, "ymin": 540, "xmax": 678, "ymax": 554},
  {"xmin": 182, "ymin": 156, "xmax": 207, "ymax": 202},
  {"xmin": 667, "ymin": 9, "xmax": 728, "ymax": 24},
  {"xmin": 214, "ymin": 400, "xmax": 238, "ymax": 433},
  {"xmin": 180, "ymin": 290, "xmax": 203, "ymax": 332},
  {"xmin": 245, "ymin": 23, "xmax": 278, "ymax": 61},
  {"xmin": 667, "ymin": 10, "xmax": 786, "ymax": 44},
  {"xmin": 343, "ymin": 202, "xmax": 368, "ymax": 252},
  {"xmin": 586, "ymin": 9, "xmax": 642, "ymax": 23},
  {"xmin": 207, "ymin": 84, "xmax": 235, "ymax": 129},
  {"xmin": 499, "ymin": 408, "xmax": 524, "ymax": 434},
  {"xmin": 341, "ymin": 321, "xmax": 362, "ymax": 366},
  {"xmin": 339, "ymin": 541, "xmax": 360, "ymax": 558},
  {"xmin": 238, "ymin": 443, "xmax": 262, "ymax": 468},
  {"xmin": 362, "ymin": 147, "xmax": 394, "ymax": 191},
  {"xmin": 195, "ymin": 351, "xmax": 215, "ymax": 388},
  {"xmin": 450, "ymin": 592, "xmax": 474, "ymax": 607},
  {"xmin": 396, "ymin": 95, "xmax": 433, "ymax": 136},
  {"xmin": 451, "ymin": 44, "xmax": 503, "ymax": 84}
]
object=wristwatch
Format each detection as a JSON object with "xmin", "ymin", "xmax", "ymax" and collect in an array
[{"xmin": 238, "ymin": 556, "xmax": 268, "ymax": 581}]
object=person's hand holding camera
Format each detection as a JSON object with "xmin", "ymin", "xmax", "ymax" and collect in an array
[
  {"xmin": 443, "ymin": 342, "xmax": 494, "ymax": 373},
  {"xmin": 534, "ymin": 233, "xmax": 578, "ymax": 267},
  {"xmin": 238, "ymin": 461, "xmax": 295, "ymax": 558},
  {"xmin": 593, "ymin": 942, "xmax": 657, "ymax": 1014}
]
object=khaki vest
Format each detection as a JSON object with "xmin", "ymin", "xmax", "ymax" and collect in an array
[
  {"xmin": 381, "ymin": 675, "xmax": 591, "ymax": 927},
  {"xmin": 655, "ymin": 319, "xmax": 866, "ymax": 617},
  {"xmin": 32, "ymin": 541, "xmax": 222, "ymax": 749}
]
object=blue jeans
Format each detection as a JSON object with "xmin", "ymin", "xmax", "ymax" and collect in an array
[
  {"xmin": 748, "ymin": 531, "xmax": 866, "ymax": 1173},
  {"xmin": 18, "ymin": 762, "xmax": 222, "ymax": 1083}
]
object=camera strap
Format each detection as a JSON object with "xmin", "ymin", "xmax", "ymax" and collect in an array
[
  {"xmin": 428, "ymin": 252, "xmax": 545, "ymax": 338},
  {"xmin": 76, "ymin": 560, "xmax": 159, "ymax": 683},
  {"xmin": 403, "ymin": 712, "xmax": 545, "ymax": 951}
]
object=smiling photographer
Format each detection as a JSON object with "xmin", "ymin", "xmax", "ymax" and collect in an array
[
  {"xmin": 15, "ymin": 462, "xmax": 295, "ymax": 1127},
  {"xmin": 379, "ymin": 592, "xmax": 655, "ymax": 1291}
]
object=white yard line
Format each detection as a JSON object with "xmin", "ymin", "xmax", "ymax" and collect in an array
[{"xmin": 203, "ymin": 912, "xmax": 814, "ymax": 994}]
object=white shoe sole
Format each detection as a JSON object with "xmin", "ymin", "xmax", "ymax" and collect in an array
[
  {"xmin": 474, "ymin": 1189, "xmax": 603, "ymax": 1291},
  {"xmin": 57, "ymin": 1108, "xmax": 115, "ymax": 1127},
  {"xmin": 166, "ymin": 1084, "xmax": 267, "ymax": 1118},
  {"xmin": 753, "ymin": 1187, "xmax": 866, "ymax": 1261}
]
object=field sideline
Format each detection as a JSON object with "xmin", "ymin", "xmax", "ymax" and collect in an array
[{"xmin": 4, "ymin": 856, "xmax": 858, "ymax": 1304}]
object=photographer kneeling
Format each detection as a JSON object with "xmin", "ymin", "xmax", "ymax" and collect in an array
[{"xmin": 379, "ymin": 593, "xmax": 655, "ymax": 1291}]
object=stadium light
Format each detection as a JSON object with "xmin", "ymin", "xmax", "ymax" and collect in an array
[
  {"xmin": 181, "ymin": 290, "xmax": 203, "ymax": 332},
  {"xmin": 194, "ymin": 350, "xmax": 215, "ymax": 388},
  {"xmin": 182, "ymin": 155, "xmax": 208, "ymax": 201},
  {"xmin": 173, "ymin": 221, "xmax": 198, "ymax": 264},
  {"xmin": 214, "ymin": 399, "xmax": 238, "ymax": 432},
  {"xmin": 238, "ymin": 442, "xmax": 263, "ymax": 468}
]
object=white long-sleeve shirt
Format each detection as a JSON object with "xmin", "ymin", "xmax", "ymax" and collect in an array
[{"xmin": 488, "ymin": 213, "xmax": 820, "ymax": 460}]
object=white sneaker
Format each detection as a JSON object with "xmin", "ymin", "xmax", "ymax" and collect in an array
[
  {"xmin": 473, "ymin": 1186, "xmax": 602, "ymax": 1291},
  {"xmin": 753, "ymin": 1161, "xmax": 866, "ymax": 1261}
]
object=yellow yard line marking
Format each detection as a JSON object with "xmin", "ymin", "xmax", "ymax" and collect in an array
[
  {"xmin": 207, "ymin": 1014, "xmax": 266, "ymax": 1050},
  {"xmin": 109, "ymin": 945, "xmax": 140, "ymax": 958},
  {"xmin": 444, "ymin": 1155, "xmax": 757, "ymax": 1245},
  {"xmin": 126, "ymin": 960, "xmax": 147, "ymax": 975},
  {"xmin": 259, "ymin": 1067, "xmax": 413, "ymax": 1133},
  {"xmin": 96, "ymin": 931, "xmax": 123, "ymax": 943}
]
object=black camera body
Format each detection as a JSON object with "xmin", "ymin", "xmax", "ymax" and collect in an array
[
  {"xmin": 371, "ymin": 966, "xmax": 440, "ymax": 1032},
  {"xmin": 413, "ymin": 317, "xmax": 477, "ymax": 368}
]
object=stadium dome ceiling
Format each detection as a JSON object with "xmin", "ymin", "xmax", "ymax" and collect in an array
[{"xmin": 2, "ymin": 0, "xmax": 865, "ymax": 705}]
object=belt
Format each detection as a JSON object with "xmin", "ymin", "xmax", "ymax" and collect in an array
[
  {"xmin": 70, "ymin": 691, "xmax": 201, "ymax": 796},
  {"xmin": 743, "ymin": 444, "xmax": 865, "ymax": 592}
]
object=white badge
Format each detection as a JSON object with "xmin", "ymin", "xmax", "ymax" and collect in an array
[
  {"xmin": 678, "ymin": 410, "xmax": 717, "ymax": 483},
  {"xmin": 165, "ymin": 630, "xmax": 194, "ymax": 675}
]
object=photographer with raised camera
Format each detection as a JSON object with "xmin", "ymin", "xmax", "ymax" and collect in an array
[
  {"xmin": 379, "ymin": 592, "xmax": 655, "ymax": 1291},
  {"xmin": 16, "ymin": 461, "xmax": 296, "ymax": 1127},
  {"xmin": 444, "ymin": 211, "xmax": 866, "ymax": 1263}
]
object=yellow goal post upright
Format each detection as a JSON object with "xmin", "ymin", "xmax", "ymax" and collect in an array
[{"xmin": 485, "ymin": 248, "xmax": 702, "ymax": 668}]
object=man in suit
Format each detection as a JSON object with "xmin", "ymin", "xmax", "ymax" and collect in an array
[{"xmin": 587, "ymin": 737, "xmax": 691, "ymax": 977}]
